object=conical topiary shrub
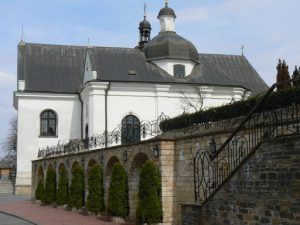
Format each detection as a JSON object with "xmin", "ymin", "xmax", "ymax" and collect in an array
[
  {"xmin": 56, "ymin": 165, "xmax": 68, "ymax": 205},
  {"xmin": 136, "ymin": 161, "xmax": 162, "ymax": 225},
  {"xmin": 35, "ymin": 179, "xmax": 44, "ymax": 200},
  {"xmin": 107, "ymin": 162, "xmax": 129, "ymax": 218},
  {"xmin": 87, "ymin": 164, "xmax": 105, "ymax": 214},
  {"xmin": 42, "ymin": 166, "xmax": 56, "ymax": 204},
  {"xmin": 68, "ymin": 164, "xmax": 84, "ymax": 209}
]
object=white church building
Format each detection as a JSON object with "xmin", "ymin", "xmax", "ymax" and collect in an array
[{"xmin": 13, "ymin": 2, "xmax": 268, "ymax": 193}]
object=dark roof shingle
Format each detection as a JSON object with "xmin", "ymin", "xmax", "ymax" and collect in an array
[{"xmin": 17, "ymin": 43, "xmax": 268, "ymax": 95}]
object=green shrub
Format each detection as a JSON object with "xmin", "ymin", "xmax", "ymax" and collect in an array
[
  {"xmin": 160, "ymin": 86, "xmax": 300, "ymax": 132},
  {"xmin": 35, "ymin": 179, "xmax": 44, "ymax": 200},
  {"xmin": 107, "ymin": 162, "xmax": 129, "ymax": 218},
  {"xmin": 56, "ymin": 165, "xmax": 68, "ymax": 205},
  {"xmin": 68, "ymin": 164, "xmax": 84, "ymax": 209},
  {"xmin": 87, "ymin": 164, "xmax": 105, "ymax": 214},
  {"xmin": 136, "ymin": 161, "xmax": 162, "ymax": 225},
  {"xmin": 42, "ymin": 166, "xmax": 56, "ymax": 204}
]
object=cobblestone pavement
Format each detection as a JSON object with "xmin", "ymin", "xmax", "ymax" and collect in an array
[{"xmin": 0, "ymin": 195, "xmax": 134, "ymax": 225}]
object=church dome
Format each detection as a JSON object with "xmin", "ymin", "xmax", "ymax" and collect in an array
[
  {"xmin": 139, "ymin": 18, "xmax": 151, "ymax": 29},
  {"xmin": 158, "ymin": 4, "xmax": 176, "ymax": 18},
  {"xmin": 143, "ymin": 32, "xmax": 199, "ymax": 62}
]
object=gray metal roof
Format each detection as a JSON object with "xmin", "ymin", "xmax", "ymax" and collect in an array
[
  {"xmin": 143, "ymin": 32, "xmax": 200, "ymax": 63},
  {"xmin": 17, "ymin": 42, "xmax": 86, "ymax": 93},
  {"xmin": 0, "ymin": 160, "xmax": 10, "ymax": 169},
  {"xmin": 139, "ymin": 18, "xmax": 151, "ymax": 29},
  {"xmin": 17, "ymin": 43, "xmax": 268, "ymax": 95},
  {"xmin": 158, "ymin": 4, "xmax": 176, "ymax": 18},
  {"xmin": 87, "ymin": 46, "xmax": 176, "ymax": 83},
  {"xmin": 187, "ymin": 54, "xmax": 269, "ymax": 94}
]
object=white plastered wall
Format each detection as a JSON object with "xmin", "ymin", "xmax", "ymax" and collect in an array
[
  {"xmin": 15, "ymin": 82, "xmax": 249, "ymax": 188},
  {"xmin": 151, "ymin": 59, "xmax": 197, "ymax": 76},
  {"xmin": 83, "ymin": 82, "xmax": 248, "ymax": 136},
  {"xmin": 14, "ymin": 93, "xmax": 81, "ymax": 186},
  {"xmin": 81, "ymin": 82, "xmax": 109, "ymax": 136}
]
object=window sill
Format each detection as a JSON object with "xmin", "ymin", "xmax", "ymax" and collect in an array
[{"xmin": 39, "ymin": 135, "xmax": 58, "ymax": 138}]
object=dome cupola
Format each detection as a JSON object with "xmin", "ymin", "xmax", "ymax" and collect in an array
[
  {"xmin": 158, "ymin": 0, "xmax": 176, "ymax": 19},
  {"xmin": 158, "ymin": 0, "xmax": 176, "ymax": 33},
  {"xmin": 142, "ymin": 0, "xmax": 199, "ymax": 77},
  {"xmin": 138, "ymin": 3, "xmax": 152, "ymax": 49},
  {"xmin": 144, "ymin": 32, "xmax": 199, "ymax": 63},
  {"xmin": 143, "ymin": 0, "xmax": 199, "ymax": 63}
]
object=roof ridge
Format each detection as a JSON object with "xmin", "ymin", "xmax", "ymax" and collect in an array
[
  {"xmin": 92, "ymin": 46, "xmax": 138, "ymax": 51},
  {"xmin": 200, "ymin": 53, "xmax": 244, "ymax": 57},
  {"xmin": 24, "ymin": 42, "xmax": 87, "ymax": 48},
  {"xmin": 24, "ymin": 42, "xmax": 137, "ymax": 51}
]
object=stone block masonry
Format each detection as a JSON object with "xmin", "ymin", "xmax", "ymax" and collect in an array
[
  {"xmin": 181, "ymin": 135, "xmax": 300, "ymax": 225},
  {"xmin": 32, "ymin": 140, "xmax": 177, "ymax": 225},
  {"xmin": 31, "ymin": 120, "xmax": 240, "ymax": 225},
  {"xmin": 31, "ymin": 115, "xmax": 300, "ymax": 225}
]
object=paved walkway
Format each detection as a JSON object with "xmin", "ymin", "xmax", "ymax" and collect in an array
[
  {"xmin": 0, "ymin": 195, "xmax": 134, "ymax": 225},
  {"xmin": 0, "ymin": 212, "xmax": 35, "ymax": 225}
]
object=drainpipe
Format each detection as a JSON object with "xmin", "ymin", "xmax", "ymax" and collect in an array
[
  {"xmin": 78, "ymin": 93, "xmax": 84, "ymax": 140},
  {"xmin": 105, "ymin": 82, "xmax": 111, "ymax": 148}
]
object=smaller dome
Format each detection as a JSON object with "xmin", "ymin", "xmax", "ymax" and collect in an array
[
  {"xmin": 158, "ymin": 4, "xmax": 176, "ymax": 18},
  {"xmin": 139, "ymin": 18, "xmax": 151, "ymax": 29}
]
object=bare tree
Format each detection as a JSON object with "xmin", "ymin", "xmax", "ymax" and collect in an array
[
  {"xmin": 180, "ymin": 86, "xmax": 204, "ymax": 113},
  {"xmin": 1, "ymin": 117, "xmax": 17, "ymax": 168}
]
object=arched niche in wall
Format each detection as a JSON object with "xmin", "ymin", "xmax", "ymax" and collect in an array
[{"xmin": 128, "ymin": 153, "xmax": 149, "ymax": 220}]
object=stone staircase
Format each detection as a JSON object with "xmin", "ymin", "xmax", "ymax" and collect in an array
[{"xmin": 0, "ymin": 180, "xmax": 14, "ymax": 194}]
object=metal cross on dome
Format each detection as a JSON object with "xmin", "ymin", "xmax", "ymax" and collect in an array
[
  {"xmin": 144, "ymin": 1, "xmax": 147, "ymax": 18},
  {"xmin": 165, "ymin": 0, "xmax": 168, "ymax": 6},
  {"xmin": 241, "ymin": 45, "xmax": 244, "ymax": 56}
]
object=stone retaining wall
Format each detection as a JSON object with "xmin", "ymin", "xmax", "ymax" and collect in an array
[
  {"xmin": 181, "ymin": 135, "xmax": 300, "ymax": 225},
  {"xmin": 32, "ymin": 120, "xmax": 299, "ymax": 224}
]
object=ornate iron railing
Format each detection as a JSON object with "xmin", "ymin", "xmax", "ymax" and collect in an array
[
  {"xmin": 194, "ymin": 80, "xmax": 300, "ymax": 204},
  {"xmin": 37, "ymin": 112, "xmax": 168, "ymax": 158}
]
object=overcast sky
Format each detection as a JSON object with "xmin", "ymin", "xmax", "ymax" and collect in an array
[{"xmin": 0, "ymin": 0, "xmax": 299, "ymax": 155}]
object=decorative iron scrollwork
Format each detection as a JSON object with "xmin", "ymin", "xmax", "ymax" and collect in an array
[
  {"xmin": 37, "ymin": 112, "xmax": 169, "ymax": 159},
  {"xmin": 194, "ymin": 80, "xmax": 300, "ymax": 204}
]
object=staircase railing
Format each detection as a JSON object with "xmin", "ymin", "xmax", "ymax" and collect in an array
[{"xmin": 194, "ymin": 79, "xmax": 300, "ymax": 204}]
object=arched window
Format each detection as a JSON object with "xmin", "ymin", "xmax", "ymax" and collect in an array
[
  {"xmin": 40, "ymin": 110, "xmax": 57, "ymax": 137},
  {"xmin": 174, "ymin": 64, "xmax": 186, "ymax": 78},
  {"xmin": 121, "ymin": 115, "xmax": 140, "ymax": 145}
]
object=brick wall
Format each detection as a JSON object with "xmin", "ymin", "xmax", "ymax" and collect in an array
[{"xmin": 182, "ymin": 135, "xmax": 300, "ymax": 225}]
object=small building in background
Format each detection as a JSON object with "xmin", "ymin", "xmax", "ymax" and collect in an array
[{"xmin": 0, "ymin": 160, "xmax": 11, "ymax": 180}]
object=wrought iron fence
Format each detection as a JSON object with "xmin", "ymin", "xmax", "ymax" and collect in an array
[
  {"xmin": 194, "ymin": 80, "xmax": 300, "ymax": 204},
  {"xmin": 37, "ymin": 112, "xmax": 168, "ymax": 158}
]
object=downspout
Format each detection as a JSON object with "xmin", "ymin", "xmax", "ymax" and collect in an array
[
  {"xmin": 78, "ymin": 92, "xmax": 84, "ymax": 140},
  {"xmin": 105, "ymin": 82, "xmax": 111, "ymax": 148}
]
